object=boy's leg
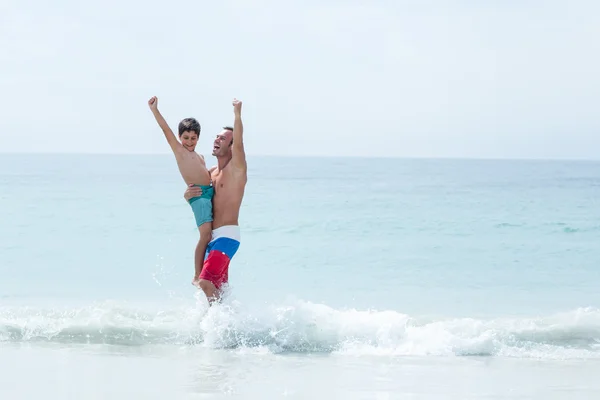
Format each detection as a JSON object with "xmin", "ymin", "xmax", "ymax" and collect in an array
[{"xmin": 192, "ymin": 222, "xmax": 212, "ymax": 286}]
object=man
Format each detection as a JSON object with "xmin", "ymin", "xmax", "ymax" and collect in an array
[{"xmin": 184, "ymin": 98, "xmax": 247, "ymax": 303}]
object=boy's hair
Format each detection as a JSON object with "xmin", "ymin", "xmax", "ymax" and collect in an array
[
  {"xmin": 223, "ymin": 126, "xmax": 233, "ymax": 144},
  {"xmin": 178, "ymin": 118, "xmax": 201, "ymax": 137}
]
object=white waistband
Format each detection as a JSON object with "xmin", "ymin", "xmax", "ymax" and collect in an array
[{"xmin": 211, "ymin": 225, "xmax": 241, "ymax": 242}]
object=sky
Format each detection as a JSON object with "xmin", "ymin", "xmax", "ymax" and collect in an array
[{"xmin": 1, "ymin": 0, "xmax": 599, "ymax": 159}]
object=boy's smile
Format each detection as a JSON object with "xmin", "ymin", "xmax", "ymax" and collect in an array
[{"xmin": 180, "ymin": 131, "xmax": 198, "ymax": 152}]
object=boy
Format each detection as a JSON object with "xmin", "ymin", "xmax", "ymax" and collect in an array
[{"xmin": 148, "ymin": 96, "xmax": 213, "ymax": 287}]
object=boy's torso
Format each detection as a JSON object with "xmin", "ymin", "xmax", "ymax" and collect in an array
[{"xmin": 176, "ymin": 151, "xmax": 211, "ymax": 185}]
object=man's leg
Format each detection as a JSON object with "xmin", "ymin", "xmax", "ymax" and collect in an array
[
  {"xmin": 198, "ymin": 228, "xmax": 240, "ymax": 304},
  {"xmin": 198, "ymin": 279, "xmax": 219, "ymax": 303},
  {"xmin": 198, "ymin": 247, "xmax": 233, "ymax": 304}
]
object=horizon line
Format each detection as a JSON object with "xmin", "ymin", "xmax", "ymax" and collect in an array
[{"xmin": 0, "ymin": 151, "xmax": 599, "ymax": 163}]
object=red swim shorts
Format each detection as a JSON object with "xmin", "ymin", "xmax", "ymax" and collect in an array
[{"xmin": 199, "ymin": 225, "xmax": 240, "ymax": 289}]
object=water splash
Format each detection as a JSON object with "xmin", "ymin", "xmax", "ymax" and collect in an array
[{"xmin": 1, "ymin": 300, "xmax": 599, "ymax": 359}]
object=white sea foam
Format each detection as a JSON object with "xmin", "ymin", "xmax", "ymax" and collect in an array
[{"xmin": 1, "ymin": 300, "xmax": 599, "ymax": 359}]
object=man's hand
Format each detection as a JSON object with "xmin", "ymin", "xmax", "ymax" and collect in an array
[
  {"xmin": 148, "ymin": 96, "xmax": 158, "ymax": 111},
  {"xmin": 184, "ymin": 184, "xmax": 202, "ymax": 201},
  {"xmin": 233, "ymin": 98, "xmax": 242, "ymax": 116}
]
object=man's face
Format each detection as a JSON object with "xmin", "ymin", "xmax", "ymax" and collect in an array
[
  {"xmin": 180, "ymin": 131, "xmax": 198, "ymax": 152},
  {"xmin": 212, "ymin": 129, "xmax": 233, "ymax": 156}
]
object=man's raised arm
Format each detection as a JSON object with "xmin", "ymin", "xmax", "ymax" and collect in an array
[{"xmin": 231, "ymin": 98, "xmax": 246, "ymax": 171}]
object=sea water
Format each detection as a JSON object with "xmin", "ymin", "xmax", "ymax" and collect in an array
[{"xmin": 1, "ymin": 154, "xmax": 600, "ymax": 399}]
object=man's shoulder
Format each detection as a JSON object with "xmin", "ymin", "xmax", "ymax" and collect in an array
[{"xmin": 225, "ymin": 164, "xmax": 247, "ymax": 180}]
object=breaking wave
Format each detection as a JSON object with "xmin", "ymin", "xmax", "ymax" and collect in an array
[{"xmin": 1, "ymin": 300, "xmax": 599, "ymax": 359}]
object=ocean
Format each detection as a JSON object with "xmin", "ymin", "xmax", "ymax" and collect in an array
[{"xmin": 1, "ymin": 154, "xmax": 599, "ymax": 399}]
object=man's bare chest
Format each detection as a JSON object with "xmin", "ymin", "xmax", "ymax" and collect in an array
[{"xmin": 211, "ymin": 172, "xmax": 232, "ymax": 190}]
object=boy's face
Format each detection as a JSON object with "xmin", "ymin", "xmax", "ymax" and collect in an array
[{"xmin": 180, "ymin": 131, "xmax": 198, "ymax": 151}]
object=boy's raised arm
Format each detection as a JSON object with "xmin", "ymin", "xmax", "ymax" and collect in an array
[{"xmin": 148, "ymin": 96, "xmax": 181, "ymax": 153}]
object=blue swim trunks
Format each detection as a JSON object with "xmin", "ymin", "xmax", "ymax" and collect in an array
[{"xmin": 188, "ymin": 184, "xmax": 214, "ymax": 227}]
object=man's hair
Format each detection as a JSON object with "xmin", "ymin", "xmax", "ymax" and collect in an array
[
  {"xmin": 178, "ymin": 118, "xmax": 201, "ymax": 137},
  {"xmin": 223, "ymin": 126, "xmax": 233, "ymax": 145}
]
